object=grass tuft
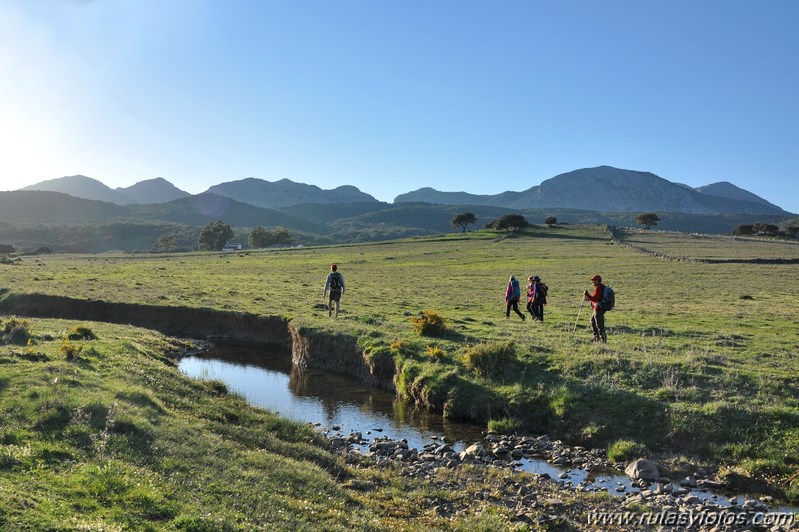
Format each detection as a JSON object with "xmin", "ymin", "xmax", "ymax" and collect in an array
[{"xmin": 608, "ymin": 439, "xmax": 648, "ymax": 463}]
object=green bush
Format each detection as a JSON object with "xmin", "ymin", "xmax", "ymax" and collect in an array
[
  {"xmin": 460, "ymin": 341, "xmax": 515, "ymax": 377},
  {"xmin": 67, "ymin": 326, "xmax": 97, "ymax": 340},
  {"xmin": 424, "ymin": 344, "xmax": 445, "ymax": 360},
  {"xmin": 607, "ymin": 439, "xmax": 647, "ymax": 463},
  {"xmin": 60, "ymin": 339, "xmax": 83, "ymax": 361},
  {"xmin": 0, "ymin": 317, "xmax": 32, "ymax": 345},
  {"xmin": 487, "ymin": 417, "xmax": 521, "ymax": 434},
  {"xmin": 409, "ymin": 310, "xmax": 449, "ymax": 337}
]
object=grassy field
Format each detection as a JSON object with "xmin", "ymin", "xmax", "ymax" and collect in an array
[
  {"xmin": 2, "ymin": 223, "xmax": 799, "ymax": 504},
  {"xmin": 615, "ymin": 227, "xmax": 799, "ymax": 261},
  {"xmin": 4, "ymin": 319, "xmax": 589, "ymax": 529}
]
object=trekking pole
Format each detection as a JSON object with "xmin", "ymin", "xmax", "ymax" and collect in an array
[{"xmin": 571, "ymin": 297, "xmax": 585, "ymax": 335}]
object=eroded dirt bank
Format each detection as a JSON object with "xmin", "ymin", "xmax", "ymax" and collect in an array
[
  {"xmin": 0, "ymin": 293, "xmax": 292, "ymax": 350},
  {"xmin": 0, "ymin": 292, "xmax": 392, "ymax": 388},
  {"xmin": 290, "ymin": 326, "xmax": 396, "ymax": 391}
]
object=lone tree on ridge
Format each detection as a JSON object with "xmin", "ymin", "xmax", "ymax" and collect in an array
[
  {"xmin": 487, "ymin": 214, "xmax": 529, "ymax": 233},
  {"xmin": 636, "ymin": 212, "xmax": 660, "ymax": 230},
  {"xmin": 451, "ymin": 212, "xmax": 477, "ymax": 232},
  {"xmin": 544, "ymin": 216, "xmax": 558, "ymax": 228}
]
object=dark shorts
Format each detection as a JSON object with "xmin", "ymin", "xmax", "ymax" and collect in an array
[{"xmin": 328, "ymin": 290, "xmax": 342, "ymax": 302}]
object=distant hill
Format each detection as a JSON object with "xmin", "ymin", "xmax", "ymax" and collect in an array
[
  {"xmin": 395, "ymin": 166, "xmax": 787, "ymax": 215},
  {"xmin": 21, "ymin": 175, "xmax": 190, "ymax": 205},
  {"xmin": 0, "ymin": 190, "xmax": 131, "ymax": 223},
  {"xmin": 129, "ymin": 193, "xmax": 330, "ymax": 234},
  {"xmin": 0, "ymin": 190, "xmax": 328, "ymax": 234},
  {"xmin": 205, "ymin": 178, "xmax": 378, "ymax": 208},
  {"xmin": 694, "ymin": 181, "xmax": 775, "ymax": 207},
  {"xmin": 115, "ymin": 177, "xmax": 191, "ymax": 204},
  {"xmin": 22, "ymin": 175, "xmax": 124, "ymax": 204},
  {"xmin": 276, "ymin": 201, "xmax": 392, "ymax": 225}
]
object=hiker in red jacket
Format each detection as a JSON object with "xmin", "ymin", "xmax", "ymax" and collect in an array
[{"xmin": 583, "ymin": 274, "xmax": 607, "ymax": 343}]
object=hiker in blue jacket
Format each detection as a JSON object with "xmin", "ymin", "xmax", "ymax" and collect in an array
[{"xmin": 505, "ymin": 275, "xmax": 525, "ymax": 321}]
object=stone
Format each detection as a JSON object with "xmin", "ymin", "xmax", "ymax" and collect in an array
[
  {"xmin": 624, "ymin": 458, "xmax": 660, "ymax": 482},
  {"xmin": 463, "ymin": 443, "xmax": 486, "ymax": 457}
]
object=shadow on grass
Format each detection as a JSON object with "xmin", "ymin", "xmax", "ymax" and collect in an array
[{"xmin": 611, "ymin": 325, "xmax": 680, "ymax": 337}]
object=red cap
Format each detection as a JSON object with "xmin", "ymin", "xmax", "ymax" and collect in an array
[
  {"xmin": 331, "ymin": 264, "xmax": 337, "ymax": 271},
  {"xmin": 590, "ymin": 274, "xmax": 602, "ymax": 282}
]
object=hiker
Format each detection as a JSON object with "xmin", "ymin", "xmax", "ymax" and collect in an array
[
  {"xmin": 323, "ymin": 264, "xmax": 345, "ymax": 318},
  {"xmin": 583, "ymin": 274, "xmax": 607, "ymax": 342},
  {"xmin": 505, "ymin": 275, "xmax": 525, "ymax": 321},
  {"xmin": 526, "ymin": 275, "xmax": 547, "ymax": 322}
]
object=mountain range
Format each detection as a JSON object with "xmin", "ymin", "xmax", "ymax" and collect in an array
[
  {"xmin": 2, "ymin": 166, "xmax": 793, "ymax": 253},
  {"xmin": 395, "ymin": 166, "xmax": 786, "ymax": 215},
  {"xmin": 16, "ymin": 166, "xmax": 787, "ymax": 215},
  {"xmin": 22, "ymin": 175, "xmax": 190, "ymax": 205}
]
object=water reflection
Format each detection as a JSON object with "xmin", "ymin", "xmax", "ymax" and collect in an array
[
  {"xmin": 179, "ymin": 345, "xmax": 797, "ymax": 510},
  {"xmin": 179, "ymin": 345, "xmax": 484, "ymax": 452}
]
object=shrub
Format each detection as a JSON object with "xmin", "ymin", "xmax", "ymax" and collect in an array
[
  {"xmin": 424, "ymin": 345, "xmax": 445, "ymax": 360},
  {"xmin": 60, "ymin": 339, "xmax": 84, "ymax": 361},
  {"xmin": 1, "ymin": 317, "xmax": 32, "ymax": 345},
  {"xmin": 607, "ymin": 439, "xmax": 647, "ymax": 463},
  {"xmin": 461, "ymin": 341, "xmax": 516, "ymax": 377},
  {"xmin": 389, "ymin": 339, "xmax": 407, "ymax": 352},
  {"xmin": 409, "ymin": 310, "xmax": 449, "ymax": 337},
  {"xmin": 487, "ymin": 417, "xmax": 521, "ymax": 434},
  {"xmin": 67, "ymin": 326, "xmax": 97, "ymax": 340}
]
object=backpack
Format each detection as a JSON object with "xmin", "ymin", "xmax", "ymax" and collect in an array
[
  {"xmin": 329, "ymin": 272, "xmax": 343, "ymax": 290},
  {"xmin": 512, "ymin": 280, "xmax": 521, "ymax": 299},
  {"xmin": 536, "ymin": 283, "xmax": 548, "ymax": 304},
  {"xmin": 600, "ymin": 285, "xmax": 615, "ymax": 311}
]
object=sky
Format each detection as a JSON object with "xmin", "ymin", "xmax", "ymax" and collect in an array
[{"xmin": 1, "ymin": 1, "xmax": 798, "ymax": 213}]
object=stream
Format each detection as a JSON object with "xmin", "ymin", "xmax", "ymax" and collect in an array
[{"xmin": 179, "ymin": 345, "xmax": 796, "ymax": 512}]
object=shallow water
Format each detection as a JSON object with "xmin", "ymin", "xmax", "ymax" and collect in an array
[
  {"xmin": 180, "ymin": 346, "xmax": 489, "ymax": 453},
  {"xmin": 179, "ymin": 345, "xmax": 795, "ymax": 510}
]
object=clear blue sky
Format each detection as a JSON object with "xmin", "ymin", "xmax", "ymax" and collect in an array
[{"xmin": 2, "ymin": 1, "xmax": 797, "ymax": 213}]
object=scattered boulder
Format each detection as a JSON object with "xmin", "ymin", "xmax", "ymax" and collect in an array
[{"xmin": 624, "ymin": 458, "xmax": 660, "ymax": 482}]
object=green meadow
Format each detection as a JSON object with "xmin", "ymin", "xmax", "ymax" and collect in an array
[
  {"xmin": 3, "ymin": 319, "xmax": 570, "ymax": 529},
  {"xmin": 1, "ymin": 223, "xmax": 798, "ymax": 525}
]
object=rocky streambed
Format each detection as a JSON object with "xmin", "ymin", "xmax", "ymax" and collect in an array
[
  {"xmin": 176, "ymin": 344, "xmax": 796, "ymax": 529},
  {"xmin": 324, "ymin": 429, "xmax": 795, "ymax": 530}
]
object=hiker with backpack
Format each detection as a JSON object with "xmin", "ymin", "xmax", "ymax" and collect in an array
[
  {"xmin": 583, "ymin": 274, "xmax": 614, "ymax": 343},
  {"xmin": 323, "ymin": 264, "xmax": 346, "ymax": 318},
  {"xmin": 526, "ymin": 275, "xmax": 548, "ymax": 322},
  {"xmin": 505, "ymin": 275, "xmax": 526, "ymax": 321}
]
